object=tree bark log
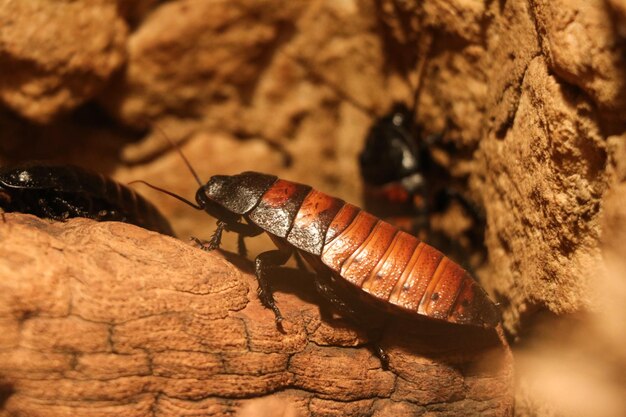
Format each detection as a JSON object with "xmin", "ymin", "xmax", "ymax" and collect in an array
[{"xmin": 0, "ymin": 214, "xmax": 513, "ymax": 416}]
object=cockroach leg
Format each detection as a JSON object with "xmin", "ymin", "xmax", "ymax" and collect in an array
[
  {"xmin": 255, "ymin": 247, "xmax": 292, "ymax": 328},
  {"xmin": 53, "ymin": 196, "xmax": 92, "ymax": 218},
  {"xmin": 37, "ymin": 198, "xmax": 69, "ymax": 221},
  {"xmin": 437, "ymin": 188, "xmax": 485, "ymax": 226},
  {"xmin": 312, "ymin": 272, "xmax": 355, "ymax": 319},
  {"xmin": 313, "ymin": 271, "xmax": 390, "ymax": 370},
  {"xmin": 293, "ymin": 251, "xmax": 307, "ymax": 271},
  {"xmin": 237, "ymin": 234, "xmax": 247, "ymax": 258},
  {"xmin": 373, "ymin": 345, "xmax": 390, "ymax": 369},
  {"xmin": 226, "ymin": 221, "xmax": 263, "ymax": 257},
  {"xmin": 192, "ymin": 220, "xmax": 262, "ymax": 254},
  {"xmin": 190, "ymin": 236, "xmax": 212, "ymax": 251},
  {"xmin": 191, "ymin": 220, "xmax": 227, "ymax": 251}
]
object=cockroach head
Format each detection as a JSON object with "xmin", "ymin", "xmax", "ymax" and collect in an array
[
  {"xmin": 195, "ymin": 178, "xmax": 239, "ymax": 224},
  {"xmin": 388, "ymin": 102, "xmax": 414, "ymax": 128},
  {"xmin": 359, "ymin": 103, "xmax": 420, "ymax": 187}
]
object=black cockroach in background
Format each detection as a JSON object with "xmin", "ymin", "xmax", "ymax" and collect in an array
[
  {"xmin": 0, "ymin": 164, "xmax": 175, "ymax": 236},
  {"xmin": 357, "ymin": 89, "xmax": 485, "ymax": 242}
]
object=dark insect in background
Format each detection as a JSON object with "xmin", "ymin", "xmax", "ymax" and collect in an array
[
  {"xmin": 358, "ymin": 101, "xmax": 485, "ymax": 244},
  {"xmin": 0, "ymin": 164, "xmax": 174, "ymax": 236}
]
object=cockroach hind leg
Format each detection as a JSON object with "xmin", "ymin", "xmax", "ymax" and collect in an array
[
  {"xmin": 256, "ymin": 284, "xmax": 284, "ymax": 330},
  {"xmin": 439, "ymin": 188, "xmax": 485, "ymax": 226},
  {"xmin": 313, "ymin": 272, "xmax": 390, "ymax": 369},
  {"xmin": 312, "ymin": 272, "xmax": 356, "ymax": 319}
]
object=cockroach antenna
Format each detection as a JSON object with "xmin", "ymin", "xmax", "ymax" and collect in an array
[
  {"xmin": 152, "ymin": 124, "xmax": 204, "ymax": 187},
  {"xmin": 409, "ymin": 32, "xmax": 434, "ymax": 120},
  {"xmin": 128, "ymin": 123, "xmax": 205, "ymax": 211},
  {"xmin": 127, "ymin": 179, "xmax": 202, "ymax": 210}
]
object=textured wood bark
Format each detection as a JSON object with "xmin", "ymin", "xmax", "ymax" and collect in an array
[{"xmin": 0, "ymin": 214, "xmax": 513, "ymax": 416}]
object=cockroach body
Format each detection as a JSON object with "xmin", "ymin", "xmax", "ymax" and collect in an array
[
  {"xmin": 0, "ymin": 165, "xmax": 175, "ymax": 236},
  {"xmin": 183, "ymin": 171, "xmax": 499, "ymax": 329}
]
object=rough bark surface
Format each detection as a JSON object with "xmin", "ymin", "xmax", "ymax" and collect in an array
[{"xmin": 0, "ymin": 214, "xmax": 513, "ymax": 417}]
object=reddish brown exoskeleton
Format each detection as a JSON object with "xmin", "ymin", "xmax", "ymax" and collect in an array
[
  {"xmin": 193, "ymin": 172, "xmax": 499, "ymax": 327},
  {"xmin": 134, "ymin": 139, "xmax": 500, "ymax": 366}
]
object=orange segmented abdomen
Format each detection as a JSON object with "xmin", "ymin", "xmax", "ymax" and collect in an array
[
  {"xmin": 361, "ymin": 230, "xmax": 419, "ymax": 300},
  {"xmin": 389, "ymin": 243, "xmax": 443, "ymax": 311},
  {"xmin": 340, "ymin": 220, "xmax": 397, "ymax": 287},
  {"xmin": 206, "ymin": 172, "xmax": 499, "ymax": 327},
  {"xmin": 320, "ymin": 209, "xmax": 378, "ymax": 271},
  {"xmin": 320, "ymin": 212, "xmax": 499, "ymax": 327},
  {"xmin": 325, "ymin": 203, "xmax": 360, "ymax": 242}
]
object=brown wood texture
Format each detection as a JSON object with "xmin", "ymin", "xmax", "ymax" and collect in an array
[{"xmin": 0, "ymin": 214, "xmax": 513, "ymax": 417}]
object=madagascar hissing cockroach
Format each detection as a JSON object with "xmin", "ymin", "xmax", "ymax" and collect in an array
[
  {"xmin": 0, "ymin": 164, "xmax": 175, "ymax": 236},
  {"xmin": 136, "ymin": 147, "xmax": 500, "ymax": 335}
]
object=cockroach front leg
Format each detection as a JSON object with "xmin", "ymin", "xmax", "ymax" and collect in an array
[
  {"xmin": 37, "ymin": 198, "xmax": 69, "ymax": 221},
  {"xmin": 191, "ymin": 220, "xmax": 227, "ymax": 251},
  {"xmin": 192, "ymin": 220, "xmax": 262, "ymax": 254},
  {"xmin": 225, "ymin": 221, "xmax": 263, "ymax": 257},
  {"xmin": 312, "ymin": 273, "xmax": 356, "ymax": 321},
  {"xmin": 436, "ymin": 188, "xmax": 485, "ymax": 226}
]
